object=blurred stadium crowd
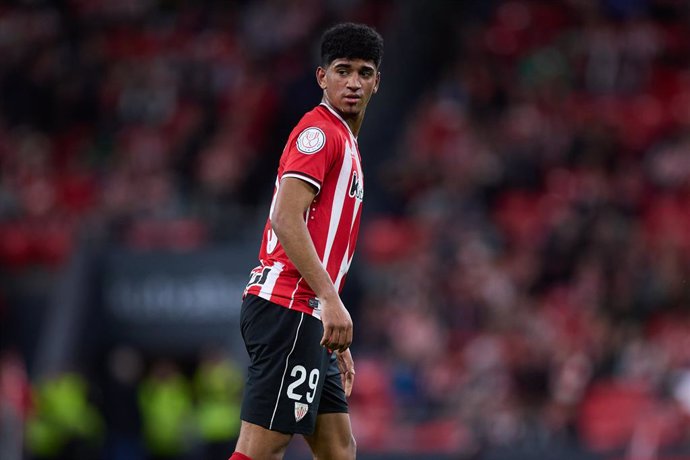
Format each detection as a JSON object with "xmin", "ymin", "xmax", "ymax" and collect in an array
[
  {"xmin": 355, "ymin": 0, "xmax": 690, "ymax": 456},
  {"xmin": 1, "ymin": 0, "xmax": 690, "ymax": 459}
]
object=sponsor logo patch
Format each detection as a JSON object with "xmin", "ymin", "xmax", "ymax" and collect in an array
[
  {"xmin": 296, "ymin": 127, "xmax": 326, "ymax": 154},
  {"xmin": 349, "ymin": 171, "xmax": 364, "ymax": 201},
  {"xmin": 295, "ymin": 402, "xmax": 309, "ymax": 422}
]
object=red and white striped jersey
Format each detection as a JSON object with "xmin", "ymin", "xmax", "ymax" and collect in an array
[{"xmin": 244, "ymin": 102, "xmax": 364, "ymax": 319}]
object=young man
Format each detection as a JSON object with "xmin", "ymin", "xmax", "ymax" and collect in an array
[{"xmin": 230, "ymin": 23, "xmax": 383, "ymax": 460}]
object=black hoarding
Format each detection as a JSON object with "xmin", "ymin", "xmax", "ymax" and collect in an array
[{"xmin": 100, "ymin": 245, "xmax": 256, "ymax": 354}]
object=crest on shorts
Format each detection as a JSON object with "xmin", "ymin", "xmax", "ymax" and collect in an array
[
  {"xmin": 296, "ymin": 127, "xmax": 326, "ymax": 154},
  {"xmin": 294, "ymin": 402, "xmax": 309, "ymax": 422}
]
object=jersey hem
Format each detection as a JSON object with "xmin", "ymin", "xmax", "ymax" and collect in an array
[{"xmin": 249, "ymin": 292, "xmax": 318, "ymax": 319}]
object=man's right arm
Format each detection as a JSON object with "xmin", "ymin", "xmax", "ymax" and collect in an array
[{"xmin": 270, "ymin": 177, "xmax": 353, "ymax": 353}]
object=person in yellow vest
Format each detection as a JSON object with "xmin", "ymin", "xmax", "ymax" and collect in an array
[
  {"xmin": 193, "ymin": 350, "xmax": 243, "ymax": 460},
  {"xmin": 138, "ymin": 360, "xmax": 193, "ymax": 460},
  {"xmin": 25, "ymin": 372, "xmax": 104, "ymax": 460}
]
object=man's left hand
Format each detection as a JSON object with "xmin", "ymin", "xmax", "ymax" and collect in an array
[{"xmin": 336, "ymin": 349, "xmax": 355, "ymax": 397}]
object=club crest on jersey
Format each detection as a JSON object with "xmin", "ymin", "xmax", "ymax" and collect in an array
[
  {"xmin": 349, "ymin": 171, "xmax": 364, "ymax": 201},
  {"xmin": 294, "ymin": 402, "xmax": 309, "ymax": 422},
  {"xmin": 296, "ymin": 127, "xmax": 326, "ymax": 154}
]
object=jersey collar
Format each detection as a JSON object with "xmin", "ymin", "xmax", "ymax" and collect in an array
[{"xmin": 320, "ymin": 101, "xmax": 357, "ymax": 141}]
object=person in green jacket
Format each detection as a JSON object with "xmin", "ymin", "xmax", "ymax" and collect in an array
[
  {"xmin": 25, "ymin": 372, "xmax": 104, "ymax": 460},
  {"xmin": 194, "ymin": 350, "xmax": 243, "ymax": 460},
  {"xmin": 138, "ymin": 360, "xmax": 193, "ymax": 460}
]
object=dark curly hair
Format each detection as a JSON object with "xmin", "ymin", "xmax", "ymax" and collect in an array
[{"xmin": 320, "ymin": 23, "xmax": 384, "ymax": 69}]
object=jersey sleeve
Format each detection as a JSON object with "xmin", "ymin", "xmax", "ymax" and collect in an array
[{"xmin": 281, "ymin": 124, "xmax": 341, "ymax": 193}]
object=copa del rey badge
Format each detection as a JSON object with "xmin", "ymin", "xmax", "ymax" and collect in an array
[
  {"xmin": 294, "ymin": 402, "xmax": 309, "ymax": 422},
  {"xmin": 296, "ymin": 127, "xmax": 326, "ymax": 154}
]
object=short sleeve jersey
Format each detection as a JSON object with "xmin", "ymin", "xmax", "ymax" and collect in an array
[{"xmin": 244, "ymin": 102, "xmax": 364, "ymax": 319}]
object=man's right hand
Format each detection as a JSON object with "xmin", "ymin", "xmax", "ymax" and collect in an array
[{"xmin": 319, "ymin": 295, "xmax": 353, "ymax": 353}]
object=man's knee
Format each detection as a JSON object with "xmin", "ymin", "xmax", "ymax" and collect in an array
[
  {"xmin": 329, "ymin": 434, "xmax": 357, "ymax": 460},
  {"xmin": 310, "ymin": 434, "xmax": 356, "ymax": 460},
  {"xmin": 346, "ymin": 434, "xmax": 357, "ymax": 459},
  {"xmin": 235, "ymin": 421, "xmax": 292, "ymax": 460}
]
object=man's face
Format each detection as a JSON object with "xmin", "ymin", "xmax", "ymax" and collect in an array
[{"xmin": 317, "ymin": 58, "xmax": 380, "ymax": 119}]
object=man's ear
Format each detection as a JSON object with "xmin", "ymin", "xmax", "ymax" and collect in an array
[
  {"xmin": 373, "ymin": 71, "xmax": 381, "ymax": 94},
  {"xmin": 316, "ymin": 67, "xmax": 327, "ymax": 90}
]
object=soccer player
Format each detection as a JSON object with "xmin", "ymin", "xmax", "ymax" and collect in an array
[{"xmin": 229, "ymin": 23, "xmax": 383, "ymax": 460}]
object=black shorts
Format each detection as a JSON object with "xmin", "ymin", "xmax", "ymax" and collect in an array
[{"xmin": 239, "ymin": 294, "xmax": 348, "ymax": 435}]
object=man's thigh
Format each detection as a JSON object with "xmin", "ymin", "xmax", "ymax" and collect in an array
[{"xmin": 305, "ymin": 355, "xmax": 353, "ymax": 458}]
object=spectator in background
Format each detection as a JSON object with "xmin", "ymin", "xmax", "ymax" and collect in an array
[
  {"xmin": 193, "ymin": 349, "xmax": 243, "ymax": 460},
  {"xmin": 138, "ymin": 360, "xmax": 193, "ymax": 460},
  {"xmin": 101, "ymin": 346, "xmax": 146, "ymax": 460},
  {"xmin": 25, "ymin": 372, "xmax": 103, "ymax": 460}
]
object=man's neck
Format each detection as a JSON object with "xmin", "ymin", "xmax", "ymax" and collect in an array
[{"xmin": 321, "ymin": 98, "xmax": 363, "ymax": 138}]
